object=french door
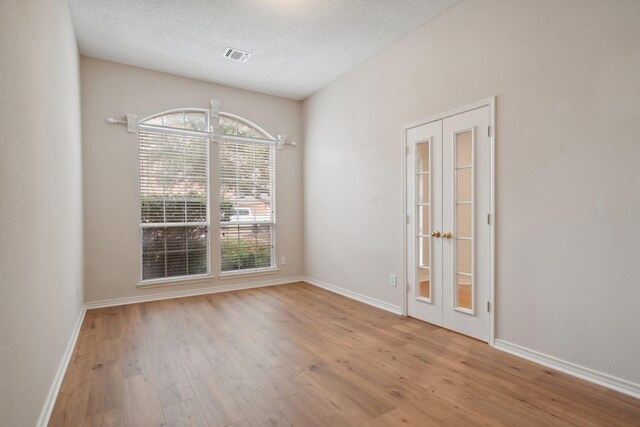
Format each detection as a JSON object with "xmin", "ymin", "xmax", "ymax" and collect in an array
[{"xmin": 405, "ymin": 105, "xmax": 492, "ymax": 342}]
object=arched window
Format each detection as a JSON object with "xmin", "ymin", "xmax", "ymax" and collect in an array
[
  {"xmin": 141, "ymin": 108, "xmax": 209, "ymax": 132},
  {"xmin": 219, "ymin": 112, "xmax": 274, "ymax": 139},
  {"xmin": 138, "ymin": 109, "xmax": 211, "ymax": 281},
  {"xmin": 218, "ymin": 112, "xmax": 276, "ymax": 273},
  {"xmin": 138, "ymin": 108, "xmax": 276, "ymax": 282}
]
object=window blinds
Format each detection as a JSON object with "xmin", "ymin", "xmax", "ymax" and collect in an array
[
  {"xmin": 219, "ymin": 140, "xmax": 275, "ymax": 272},
  {"xmin": 139, "ymin": 129, "xmax": 210, "ymax": 280}
]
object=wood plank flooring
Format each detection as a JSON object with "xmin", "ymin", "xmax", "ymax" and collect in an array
[{"xmin": 49, "ymin": 282, "xmax": 640, "ymax": 426}]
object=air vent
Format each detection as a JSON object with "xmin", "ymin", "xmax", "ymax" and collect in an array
[{"xmin": 224, "ymin": 48, "xmax": 252, "ymax": 62}]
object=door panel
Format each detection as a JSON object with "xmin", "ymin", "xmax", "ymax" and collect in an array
[
  {"xmin": 406, "ymin": 121, "xmax": 442, "ymax": 326},
  {"xmin": 442, "ymin": 106, "xmax": 490, "ymax": 341},
  {"xmin": 406, "ymin": 105, "xmax": 491, "ymax": 342}
]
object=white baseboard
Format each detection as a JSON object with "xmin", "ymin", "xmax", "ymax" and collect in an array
[
  {"xmin": 36, "ymin": 305, "xmax": 87, "ymax": 427},
  {"xmin": 303, "ymin": 276, "xmax": 403, "ymax": 315},
  {"xmin": 85, "ymin": 276, "xmax": 305, "ymax": 309},
  {"xmin": 494, "ymin": 339, "xmax": 640, "ymax": 399}
]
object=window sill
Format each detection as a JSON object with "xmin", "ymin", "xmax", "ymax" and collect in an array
[
  {"xmin": 137, "ymin": 274, "xmax": 214, "ymax": 289},
  {"xmin": 218, "ymin": 267, "xmax": 280, "ymax": 280}
]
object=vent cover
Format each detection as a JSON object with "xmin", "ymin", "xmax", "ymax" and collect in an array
[{"xmin": 224, "ymin": 48, "xmax": 252, "ymax": 62}]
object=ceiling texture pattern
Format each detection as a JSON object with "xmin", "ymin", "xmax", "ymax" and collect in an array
[{"xmin": 69, "ymin": 0, "xmax": 459, "ymax": 100}]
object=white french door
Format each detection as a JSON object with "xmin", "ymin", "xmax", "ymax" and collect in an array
[{"xmin": 405, "ymin": 104, "xmax": 492, "ymax": 342}]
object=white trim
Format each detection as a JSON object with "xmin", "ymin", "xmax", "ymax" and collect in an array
[
  {"xmin": 401, "ymin": 126, "xmax": 408, "ymax": 317},
  {"xmin": 401, "ymin": 96, "xmax": 496, "ymax": 345},
  {"xmin": 86, "ymin": 276, "xmax": 304, "ymax": 309},
  {"xmin": 494, "ymin": 339, "xmax": 640, "ymax": 399},
  {"xmin": 303, "ymin": 277, "xmax": 403, "ymax": 315},
  {"xmin": 219, "ymin": 267, "xmax": 280, "ymax": 280},
  {"xmin": 36, "ymin": 306, "xmax": 87, "ymax": 427},
  {"xmin": 138, "ymin": 123, "xmax": 212, "ymax": 138},
  {"xmin": 403, "ymin": 97, "xmax": 495, "ymax": 131},
  {"xmin": 488, "ymin": 96, "xmax": 496, "ymax": 344},
  {"xmin": 138, "ymin": 274, "xmax": 214, "ymax": 289}
]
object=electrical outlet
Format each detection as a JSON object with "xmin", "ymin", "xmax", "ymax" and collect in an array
[
  {"xmin": 390, "ymin": 274, "xmax": 397, "ymax": 287},
  {"xmin": 280, "ymin": 256, "xmax": 286, "ymax": 265}
]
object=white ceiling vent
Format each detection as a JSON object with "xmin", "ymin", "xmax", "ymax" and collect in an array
[{"xmin": 224, "ymin": 48, "xmax": 252, "ymax": 62}]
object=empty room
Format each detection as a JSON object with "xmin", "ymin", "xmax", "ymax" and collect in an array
[{"xmin": 2, "ymin": 0, "xmax": 640, "ymax": 426}]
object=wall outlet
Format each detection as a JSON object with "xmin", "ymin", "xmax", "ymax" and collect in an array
[
  {"xmin": 280, "ymin": 256, "xmax": 286, "ymax": 265},
  {"xmin": 390, "ymin": 274, "xmax": 397, "ymax": 287}
]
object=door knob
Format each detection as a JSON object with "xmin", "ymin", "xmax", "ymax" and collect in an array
[
  {"xmin": 442, "ymin": 232, "xmax": 452, "ymax": 239},
  {"xmin": 431, "ymin": 231, "xmax": 441, "ymax": 238}
]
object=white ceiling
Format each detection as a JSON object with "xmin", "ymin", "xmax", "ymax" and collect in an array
[{"xmin": 69, "ymin": 0, "xmax": 459, "ymax": 100}]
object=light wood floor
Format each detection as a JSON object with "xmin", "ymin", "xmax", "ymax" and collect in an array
[{"xmin": 49, "ymin": 282, "xmax": 640, "ymax": 426}]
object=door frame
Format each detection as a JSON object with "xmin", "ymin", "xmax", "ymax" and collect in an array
[{"xmin": 401, "ymin": 96, "xmax": 496, "ymax": 345}]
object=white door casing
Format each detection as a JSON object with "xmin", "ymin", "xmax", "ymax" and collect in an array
[{"xmin": 404, "ymin": 99, "xmax": 494, "ymax": 343}]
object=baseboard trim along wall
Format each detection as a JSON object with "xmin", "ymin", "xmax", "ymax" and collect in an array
[
  {"xmin": 36, "ymin": 306, "xmax": 87, "ymax": 427},
  {"xmin": 303, "ymin": 276, "xmax": 403, "ymax": 315},
  {"xmin": 85, "ymin": 276, "xmax": 305, "ymax": 309},
  {"xmin": 494, "ymin": 339, "xmax": 640, "ymax": 399}
]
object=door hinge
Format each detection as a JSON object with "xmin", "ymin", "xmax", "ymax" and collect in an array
[
  {"xmin": 406, "ymin": 214, "xmax": 410, "ymax": 224},
  {"xmin": 487, "ymin": 213, "xmax": 491, "ymax": 225},
  {"xmin": 487, "ymin": 126, "xmax": 491, "ymax": 137},
  {"xmin": 405, "ymin": 145, "xmax": 409, "ymax": 155},
  {"xmin": 487, "ymin": 301, "xmax": 491, "ymax": 312}
]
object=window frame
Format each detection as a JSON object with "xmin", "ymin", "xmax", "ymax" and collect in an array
[
  {"xmin": 137, "ymin": 108, "xmax": 212, "ymax": 286},
  {"xmin": 218, "ymin": 111, "xmax": 278, "ymax": 277},
  {"xmin": 136, "ymin": 107, "xmax": 279, "ymax": 287}
]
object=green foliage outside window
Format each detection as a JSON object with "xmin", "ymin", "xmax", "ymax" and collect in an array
[{"xmin": 221, "ymin": 238, "xmax": 271, "ymax": 271}]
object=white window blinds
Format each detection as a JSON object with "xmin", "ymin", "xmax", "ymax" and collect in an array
[
  {"xmin": 219, "ymin": 128, "xmax": 276, "ymax": 272},
  {"xmin": 139, "ymin": 110, "xmax": 210, "ymax": 281}
]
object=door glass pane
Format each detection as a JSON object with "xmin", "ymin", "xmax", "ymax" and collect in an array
[
  {"xmin": 417, "ymin": 142, "xmax": 430, "ymax": 172},
  {"xmin": 416, "ymin": 139, "xmax": 432, "ymax": 302},
  {"xmin": 456, "ymin": 204, "xmax": 472, "ymax": 238},
  {"xmin": 418, "ymin": 174, "xmax": 430, "ymax": 204},
  {"xmin": 455, "ymin": 130, "xmax": 474, "ymax": 311},
  {"xmin": 419, "ymin": 236, "xmax": 430, "ymax": 267},
  {"xmin": 456, "ymin": 168, "xmax": 472, "ymax": 202},
  {"xmin": 456, "ymin": 131, "xmax": 472, "ymax": 167},
  {"xmin": 456, "ymin": 239, "xmax": 472, "ymax": 273},
  {"xmin": 418, "ymin": 267, "xmax": 430, "ymax": 299},
  {"xmin": 456, "ymin": 274, "xmax": 472, "ymax": 310},
  {"xmin": 419, "ymin": 206, "xmax": 430, "ymax": 237}
]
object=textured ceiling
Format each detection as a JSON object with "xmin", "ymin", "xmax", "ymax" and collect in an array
[{"xmin": 69, "ymin": 0, "xmax": 459, "ymax": 100}]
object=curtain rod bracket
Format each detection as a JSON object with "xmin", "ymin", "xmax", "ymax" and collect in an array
[
  {"xmin": 277, "ymin": 134, "xmax": 297, "ymax": 150},
  {"xmin": 106, "ymin": 113, "xmax": 138, "ymax": 133}
]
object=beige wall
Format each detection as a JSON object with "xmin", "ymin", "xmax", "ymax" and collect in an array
[
  {"xmin": 0, "ymin": 0, "xmax": 84, "ymax": 425},
  {"xmin": 303, "ymin": 0, "xmax": 640, "ymax": 384},
  {"xmin": 81, "ymin": 58, "xmax": 303, "ymax": 302}
]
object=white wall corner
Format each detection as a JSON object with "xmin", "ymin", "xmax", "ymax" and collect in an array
[
  {"xmin": 303, "ymin": 277, "xmax": 403, "ymax": 315},
  {"xmin": 494, "ymin": 339, "xmax": 640, "ymax": 400}
]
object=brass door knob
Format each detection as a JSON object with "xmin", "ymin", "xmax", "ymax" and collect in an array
[
  {"xmin": 442, "ymin": 232, "xmax": 452, "ymax": 239},
  {"xmin": 431, "ymin": 231, "xmax": 441, "ymax": 238}
]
